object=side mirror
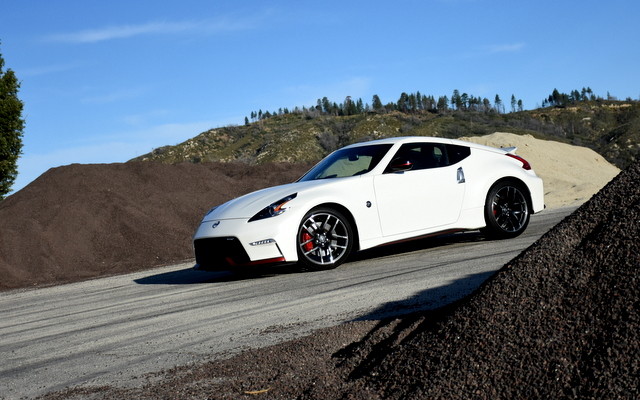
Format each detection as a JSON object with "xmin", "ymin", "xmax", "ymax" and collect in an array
[{"xmin": 387, "ymin": 158, "xmax": 413, "ymax": 173}]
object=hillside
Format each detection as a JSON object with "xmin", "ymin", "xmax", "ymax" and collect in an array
[{"xmin": 132, "ymin": 100, "xmax": 640, "ymax": 170}]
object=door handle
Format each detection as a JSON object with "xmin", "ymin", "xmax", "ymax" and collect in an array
[{"xmin": 457, "ymin": 167, "xmax": 465, "ymax": 183}]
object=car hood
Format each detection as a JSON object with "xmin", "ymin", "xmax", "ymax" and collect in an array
[{"xmin": 202, "ymin": 180, "xmax": 325, "ymax": 221}]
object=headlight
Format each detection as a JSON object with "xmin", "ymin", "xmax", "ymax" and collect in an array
[{"xmin": 248, "ymin": 193, "xmax": 297, "ymax": 222}]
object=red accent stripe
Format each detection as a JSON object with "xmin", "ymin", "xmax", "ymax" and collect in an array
[{"xmin": 506, "ymin": 153, "xmax": 531, "ymax": 170}]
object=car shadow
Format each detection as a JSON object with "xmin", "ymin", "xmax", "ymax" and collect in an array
[
  {"xmin": 135, "ymin": 230, "xmax": 490, "ymax": 286},
  {"xmin": 353, "ymin": 270, "xmax": 494, "ymax": 321},
  {"xmin": 133, "ymin": 263, "xmax": 302, "ymax": 285},
  {"xmin": 350, "ymin": 230, "xmax": 486, "ymax": 263}
]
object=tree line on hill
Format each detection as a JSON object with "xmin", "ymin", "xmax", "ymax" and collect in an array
[
  {"xmin": 246, "ymin": 87, "xmax": 622, "ymax": 125},
  {"xmin": 246, "ymin": 90, "xmax": 518, "ymax": 124},
  {"xmin": 540, "ymin": 87, "xmax": 635, "ymax": 108}
]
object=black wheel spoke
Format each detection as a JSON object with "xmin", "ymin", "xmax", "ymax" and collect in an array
[
  {"xmin": 298, "ymin": 210, "xmax": 351, "ymax": 268},
  {"xmin": 485, "ymin": 182, "xmax": 530, "ymax": 238}
]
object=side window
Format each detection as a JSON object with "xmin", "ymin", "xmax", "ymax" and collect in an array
[
  {"xmin": 446, "ymin": 144, "xmax": 471, "ymax": 165},
  {"xmin": 385, "ymin": 143, "xmax": 471, "ymax": 173},
  {"xmin": 386, "ymin": 143, "xmax": 449, "ymax": 172}
]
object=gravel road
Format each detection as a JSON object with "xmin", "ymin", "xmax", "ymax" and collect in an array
[{"xmin": 0, "ymin": 207, "xmax": 573, "ymax": 399}]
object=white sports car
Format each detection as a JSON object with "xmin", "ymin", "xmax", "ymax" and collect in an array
[{"xmin": 193, "ymin": 136, "xmax": 544, "ymax": 271}]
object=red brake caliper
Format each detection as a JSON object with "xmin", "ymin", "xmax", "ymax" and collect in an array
[{"xmin": 302, "ymin": 232, "xmax": 314, "ymax": 252}]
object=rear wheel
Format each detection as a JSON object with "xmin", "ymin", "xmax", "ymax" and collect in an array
[
  {"xmin": 297, "ymin": 208, "xmax": 353, "ymax": 270},
  {"xmin": 483, "ymin": 180, "xmax": 530, "ymax": 239}
]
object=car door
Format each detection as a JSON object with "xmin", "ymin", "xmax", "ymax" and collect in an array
[{"xmin": 373, "ymin": 142, "xmax": 466, "ymax": 237}]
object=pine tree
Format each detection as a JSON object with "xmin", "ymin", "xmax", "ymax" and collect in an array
[
  {"xmin": 437, "ymin": 96, "xmax": 449, "ymax": 113},
  {"xmin": 356, "ymin": 98, "xmax": 364, "ymax": 114},
  {"xmin": 494, "ymin": 94, "xmax": 503, "ymax": 113},
  {"xmin": 321, "ymin": 97, "xmax": 331, "ymax": 114},
  {"xmin": 483, "ymin": 98, "xmax": 492, "ymax": 113},
  {"xmin": 372, "ymin": 94, "xmax": 384, "ymax": 113},
  {"xmin": 451, "ymin": 89, "xmax": 462, "ymax": 110},
  {"xmin": 408, "ymin": 93, "xmax": 417, "ymax": 112},
  {"xmin": 0, "ymin": 45, "xmax": 24, "ymax": 199},
  {"xmin": 397, "ymin": 92, "xmax": 409, "ymax": 113},
  {"xmin": 460, "ymin": 93, "xmax": 469, "ymax": 110}
]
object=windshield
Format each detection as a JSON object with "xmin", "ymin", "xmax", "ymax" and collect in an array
[{"xmin": 298, "ymin": 144, "xmax": 393, "ymax": 181}]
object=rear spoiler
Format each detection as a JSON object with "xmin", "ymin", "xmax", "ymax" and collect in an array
[{"xmin": 501, "ymin": 146, "xmax": 518, "ymax": 154}]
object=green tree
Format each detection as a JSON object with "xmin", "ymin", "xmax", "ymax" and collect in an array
[
  {"xmin": 437, "ymin": 95, "xmax": 449, "ymax": 113},
  {"xmin": 372, "ymin": 94, "xmax": 384, "ymax": 113},
  {"xmin": 482, "ymin": 97, "xmax": 492, "ymax": 113},
  {"xmin": 494, "ymin": 94, "xmax": 503, "ymax": 113},
  {"xmin": 321, "ymin": 97, "xmax": 332, "ymax": 114},
  {"xmin": 343, "ymin": 96, "xmax": 358, "ymax": 116},
  {"xmin": 408, "ymin": 93, "xmax": 417, "ymax": 112},
  {"xmin": 451, "ymin": 89, "xmax": 462, "ymax": 110},
  {"xmin": 460, "ymin": 93, "xmax": 469, "ymax": 110},
  {"xmin": 397, "ymin": 92, "xmax": 409, "ymax": 113},
  {"xmin": 0, "ymin": 45, "xmax": 24, "ymax": 199},
  {"xmin": 356, "ymin": 98, "xmax": 364, "ymax": 114}
]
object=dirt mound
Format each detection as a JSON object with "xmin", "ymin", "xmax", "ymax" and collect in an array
[
  {"xmin": 335, "ymin": 160, "xmax": 639, "ymax": 399},
  {"xmin": 0, "ymin": 162, "xmax": 310, "ymax": 291}
]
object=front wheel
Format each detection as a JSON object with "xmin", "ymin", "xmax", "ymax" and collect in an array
[
  {"xmin": 297, "ymin": 208, "xmax": 353, "ymax": 270},
  {"xmin": 483, "ymin": 180, "xmax": 531, "ymax": 239}
]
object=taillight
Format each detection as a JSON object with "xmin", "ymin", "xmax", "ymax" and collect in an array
[{"xmin": 506, "ymin": 154, "xmax": 531, "ymax": 170}]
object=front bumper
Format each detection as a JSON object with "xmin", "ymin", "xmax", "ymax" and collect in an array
[
  {"xmin": 193, "ymin": 236, "xmax": 286, "ymax": 270},
  {"xmin": 192, "ymin": 217, "xmax": 298, "ymax": 270}
]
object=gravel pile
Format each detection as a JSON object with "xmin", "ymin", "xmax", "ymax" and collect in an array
[
  {"xmin": 336, "ymin": 160, "xmax": 639, "ymax": 399},
  {"xmin": 0, "ymin": 162, "xmax": 310, "ymax": 291}
]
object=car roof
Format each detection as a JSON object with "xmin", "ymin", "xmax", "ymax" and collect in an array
[
  {"xmin": 345, "ymin": 136, "xmax": 446, "ymax": 147},
  {"xmin": 344, "ymin": 136, "xmax": 510, "ymax": 154}
]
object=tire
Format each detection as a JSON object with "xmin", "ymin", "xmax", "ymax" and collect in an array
[
  {"xmin": 483, "ymin": 180, "xmax": 531, "ymax": 239},
  {"xmin": 297, "ymin": 208, "xmax": 354, "ymax": 270}
]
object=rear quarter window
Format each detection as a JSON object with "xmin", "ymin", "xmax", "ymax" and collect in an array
[{"xmin": 446, "ymin": 144, "xmax": 471, "ymax": 165}]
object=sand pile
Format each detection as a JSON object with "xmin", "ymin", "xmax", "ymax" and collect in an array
[{"xmin": 461, "ymin": 132, "xmax": 620, "ymax": 209}]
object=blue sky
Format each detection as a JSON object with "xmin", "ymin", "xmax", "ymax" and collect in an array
[{"xmin": 2, "ymin": 0, "xmax": 639, "ymax": 194}]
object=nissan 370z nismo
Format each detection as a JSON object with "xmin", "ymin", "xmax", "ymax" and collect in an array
[{"xmin": 193, "ymin": 136, "xmax": 544, "ymax": 271}]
